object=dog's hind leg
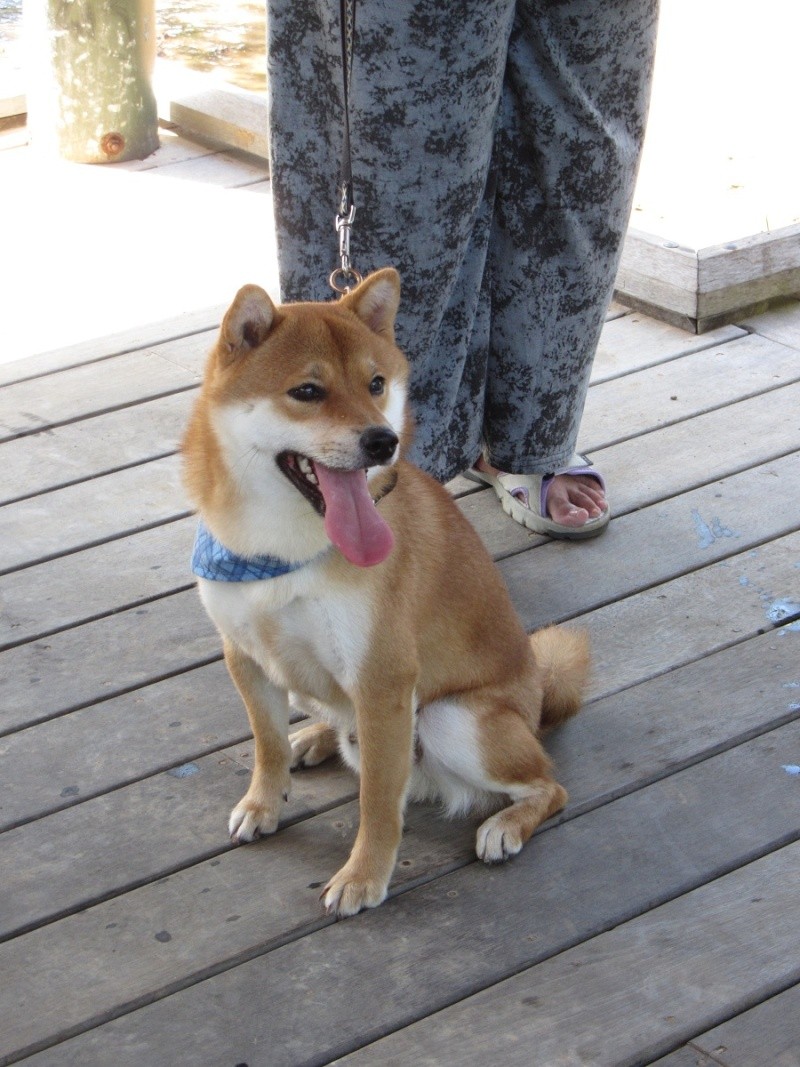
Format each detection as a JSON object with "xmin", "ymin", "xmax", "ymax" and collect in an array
[
  {"xmin": 419, "ymin": 698, "xmax": 567, "ymax": 863},
  {"xmin": 475, "ymin": 780, "xmax": 567, "ymax": 863},
  {"xmin": 223, "ymin": 639, "xmax": 292, "ymax": 842},
  {"xmin": 289, "ymin": 721, "xmax": 339, "ymax": 768},
  {"xmin": 474, "ymin": 706, "xmax": 567, "ymax": 862}
]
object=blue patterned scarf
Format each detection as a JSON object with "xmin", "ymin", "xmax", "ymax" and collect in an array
[{"xmin": 191, "ymin": 521, "xmax": 312, "ymax": 582}]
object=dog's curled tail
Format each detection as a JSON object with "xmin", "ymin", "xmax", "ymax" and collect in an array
[{"xmin": 529, "ymin": 625, "xmax": 591, "ymax": 730}]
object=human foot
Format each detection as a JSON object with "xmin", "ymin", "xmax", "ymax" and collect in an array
[
  {"xmin": 536, "ymin": 471, "xmax": 607, "ymax": 527},
  {"xmin": 469, "ymin": 455, "xmax": 609, "ymax": 540}
]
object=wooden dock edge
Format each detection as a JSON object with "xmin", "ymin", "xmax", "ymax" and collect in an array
[
  {"xmin": 616, "ymin": 225, "xmax": 800, "ymax": 334},
  {"xmin": 166, "ymin": 86, "xmax": 268, "ymax": 161}
]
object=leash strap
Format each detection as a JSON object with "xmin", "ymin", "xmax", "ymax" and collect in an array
[{"xmin": 329, "ymin": 0, "xmax": 362, "ymax": 294}]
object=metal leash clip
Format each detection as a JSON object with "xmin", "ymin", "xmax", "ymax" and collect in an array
[
  {"xmin": 329, "ymin": 204, "xmax": 362, "ymax": 294},
  {"xmin": 329, "ymin": 0, "xmax": 362, "ymax": 296}
]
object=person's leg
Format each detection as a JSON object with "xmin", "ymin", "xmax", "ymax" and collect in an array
[
  {"xmin": 482, "ymin": 0, "xmax": 659, "ymax": 516},
  {"xmin": 266, "ymin": 0, "xmax": 515, "ymax": 482},
  {"xmin": 267, "ymin": 0, "xmax": 658, "ymax": 495}
]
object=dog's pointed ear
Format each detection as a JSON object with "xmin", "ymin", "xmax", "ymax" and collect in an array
[
  {"xmin": 343, "ymin": 268, "xmax": 401, "ymax": 338},
  {"xmin": 219, "ymin": 284, "xmax": 276, "ymax": 362}
]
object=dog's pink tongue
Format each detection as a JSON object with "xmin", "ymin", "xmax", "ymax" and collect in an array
[{"xmin": 313, "ymin": 462, "xmax": 394, "ymax": 567}]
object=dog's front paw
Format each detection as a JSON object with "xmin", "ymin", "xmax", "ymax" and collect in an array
[
  {"xmin": 321, "ymin": 862, "xmax": 389, "ymax": 917},
  {"xmin": 228, "ymin": 783, "xmax": 289, "ymax": 843},
  {"xmin": 289, "ymin": 721, "xmax": 339, "ymax": 769}
]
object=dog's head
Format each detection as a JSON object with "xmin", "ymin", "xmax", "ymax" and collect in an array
[{"xmin": 184, "ymin": 269, "xmax": 411, "ymax": 567}]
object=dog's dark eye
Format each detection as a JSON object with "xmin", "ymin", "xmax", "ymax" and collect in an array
[
  {"xmin": 289, "ymin": 383, "xmax": 325, "ymax": 402},
  {"xmin": 369, "ymin": 375, "xmax": 385, "ymax": 396}
]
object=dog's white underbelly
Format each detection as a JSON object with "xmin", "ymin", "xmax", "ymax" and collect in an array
[{"xmin": 198, "ymin": 566, "xmax": 373, "ymax": 700}]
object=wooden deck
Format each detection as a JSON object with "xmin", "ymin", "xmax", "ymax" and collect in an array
[{"xmin": 1, "ymin": 278, "xmax": 799, "ymax": 1065}]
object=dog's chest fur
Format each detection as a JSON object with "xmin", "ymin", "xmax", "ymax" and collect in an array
[{"xmin": 199, "ymin": 563, "xmax": 373, "ymax": 700}]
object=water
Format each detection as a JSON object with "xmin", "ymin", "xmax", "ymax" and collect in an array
[
  {"xmin": 0, "ymin": 0, "xmax": 21, "ymax": 39},
  {"xmin": 156, "ymin": 1, "xmax": 265, "ymax": 92},
  {"xmin": 0, "ymin": 0, "xmax": 266, "ymax": 93}
]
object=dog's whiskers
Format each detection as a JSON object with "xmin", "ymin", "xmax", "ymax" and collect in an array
[{"xmin": 230, "ymin": 444, "xmax": 261, "ymax": 490}]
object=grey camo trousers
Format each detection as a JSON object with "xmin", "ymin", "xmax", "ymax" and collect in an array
[{"xmin": 267, "ymin": 0, "xmax": 660, "ymax": 483}]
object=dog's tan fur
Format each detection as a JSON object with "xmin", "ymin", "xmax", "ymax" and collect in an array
[{"xmin": 182, "ymin": 269, "xmax": 590, "ymax": 916}]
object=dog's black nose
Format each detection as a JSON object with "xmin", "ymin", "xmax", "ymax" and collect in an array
[{"xmin": 360, "ymin": 426, "xmax": 398, "ymax": 465}]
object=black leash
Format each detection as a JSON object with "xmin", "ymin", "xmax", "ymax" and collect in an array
[{"xmin": 329, "ymin": 0, "xmax": 363, "ymax": 295}]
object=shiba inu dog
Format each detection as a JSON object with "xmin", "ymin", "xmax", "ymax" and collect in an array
[{"xmin": 182, "ymin": 268, "xmax": 589, "ymax": 917}]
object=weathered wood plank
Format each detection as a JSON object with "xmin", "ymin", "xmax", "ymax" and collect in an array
[
  {"xmin": 1, "ymin": 300, "xmax": 796, "ymax": 1067},
  {"xmin": 0, "ymin": 793, "xmax": 478, "ymax": 1063},
  {"xmin": 0, "ymin": 310, "xmax": 755, "ymax": 449},
  {"xmin": 0, "ymin": 92, "xmax": 25, "ymax": 122},
  {"xmin": 500, "ymin": 453, "xmax": 800, "ymax": 631},
  {"xmin": 0, "ymin": 542, "xmax": 797, "ymax": 909},
  {"xmin": 112, "ymin": 128, "xmax": 219, "ymax": 172},
  {"xmin": 0, "ymin": 455, "xmax": 186, "ymax": 574},
  {"xmin": 0, "ymin": 517, "xmax": 196, "ymax": 651},
  {"xmin": 697, "ymin": 224, "xmax": 800, "ymax": 329},
  {"xmin": 580, "ymin": 332, "xmax": 800, "ymax": 450},
  {"xmin": 0, "ymin": 320, "xmax": 780, "ymax": 505},
  {"xmin": 4, "ymin": 625, "xmax": 794, "ymax": 944},
  {"xmin": 647, "ymin": 1049, "xmax": 717, "ymax": 1067},
  {"xmin": 0, "ymin": 659, "xmax": 245, "ymax": 830},
  {"xmin": 615, "ymin": 228, "xmax": 700, "ymax": 329},
  {"xmin": 591, "ymin": 379, "xmax": 800, "ymax": 519},
  {"xmin": 699, "ymin": 282, "xmax": 800, "ymax": 336},
  {"xmin": 0, "ymin": 334, "xmax": 208, "ymax": 442},
  {"xmin": 0, "ymin": 288, "xmax": 760, "ymax": 452},
  {"xmin": 3, "ymin": 510, "xmax": 797, "ymax": 765},
  {"xmin": 0, "ymin": 287, "xmax": 623, "ymax": 393},
  {"xmin": 16, "ymin": 725, "xmax": 800, "ymax": 1066},
  {"xmin": 169, "ymin": 86, "xmax": 269, "ymax": 161},
  {"xmin": 591, "ymin": 313, "xmax": 743, "ymax": 383},
  {"xmin": 550, "ymin": 629, "xmax": 800, "ymax": 814},
  {"xmin": 147, "ymin": 149, "xmax": 267, "ymax": 188},
  {"xmin": 604, "ymin": 300, "xmax": 630, "ymax": 321},
  {"xmin": 658, "ymin": 984, "xmax": 800, "ymax": 1067},
  {"xmin": 332, "ymin": 844, "xmax": 800, "ymax": 1067},
  {"xmin": 581, "ymin": 531, "xmax": 800, "ymax": 701},
  {"xmin": 0, "ymin": 746, "xmax": 358, "ymax": 941},
  {"xmin": 7, "ymin": 370, "xmax": 795, "ymax": 578},
  {"xmin": 616, "ymin": 227, "xmax": 800, "ymax": 334},
  {"xmin": 738, "ymin": 297, "xmax": 800, "ymax": 350},
  {"xmin": 0, "ymin": 589, "xmax": 218, "ymax": 735},
  {"xmin": 5, "ymin": 526, "xmax": 797, "ymax": 831},
  {"xmin": 0, "ymin": 310, "xmax": 221, "ymax": 388},
  {"xmin": 0, "ymin": 391, "xmax": 192, "ymax": 505}
]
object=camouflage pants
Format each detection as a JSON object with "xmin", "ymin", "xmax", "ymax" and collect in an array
[{"xmin": 267, "ymin": 0, "xmax": 659, "ymax": 482}]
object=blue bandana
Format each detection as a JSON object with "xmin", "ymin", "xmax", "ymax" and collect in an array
[{"xmin": 191, "ymin": 521, "xmax": 311, "ymax": 582}]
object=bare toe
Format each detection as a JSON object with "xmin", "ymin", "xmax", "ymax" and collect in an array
[{"xmin": 547, "ymin": 474, "xmax": 607, "ymax": 526}]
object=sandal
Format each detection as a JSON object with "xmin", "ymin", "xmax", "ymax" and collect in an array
[{"xmin": 465, "ymin": 452, "xmax": 610, "ymax": 540}]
